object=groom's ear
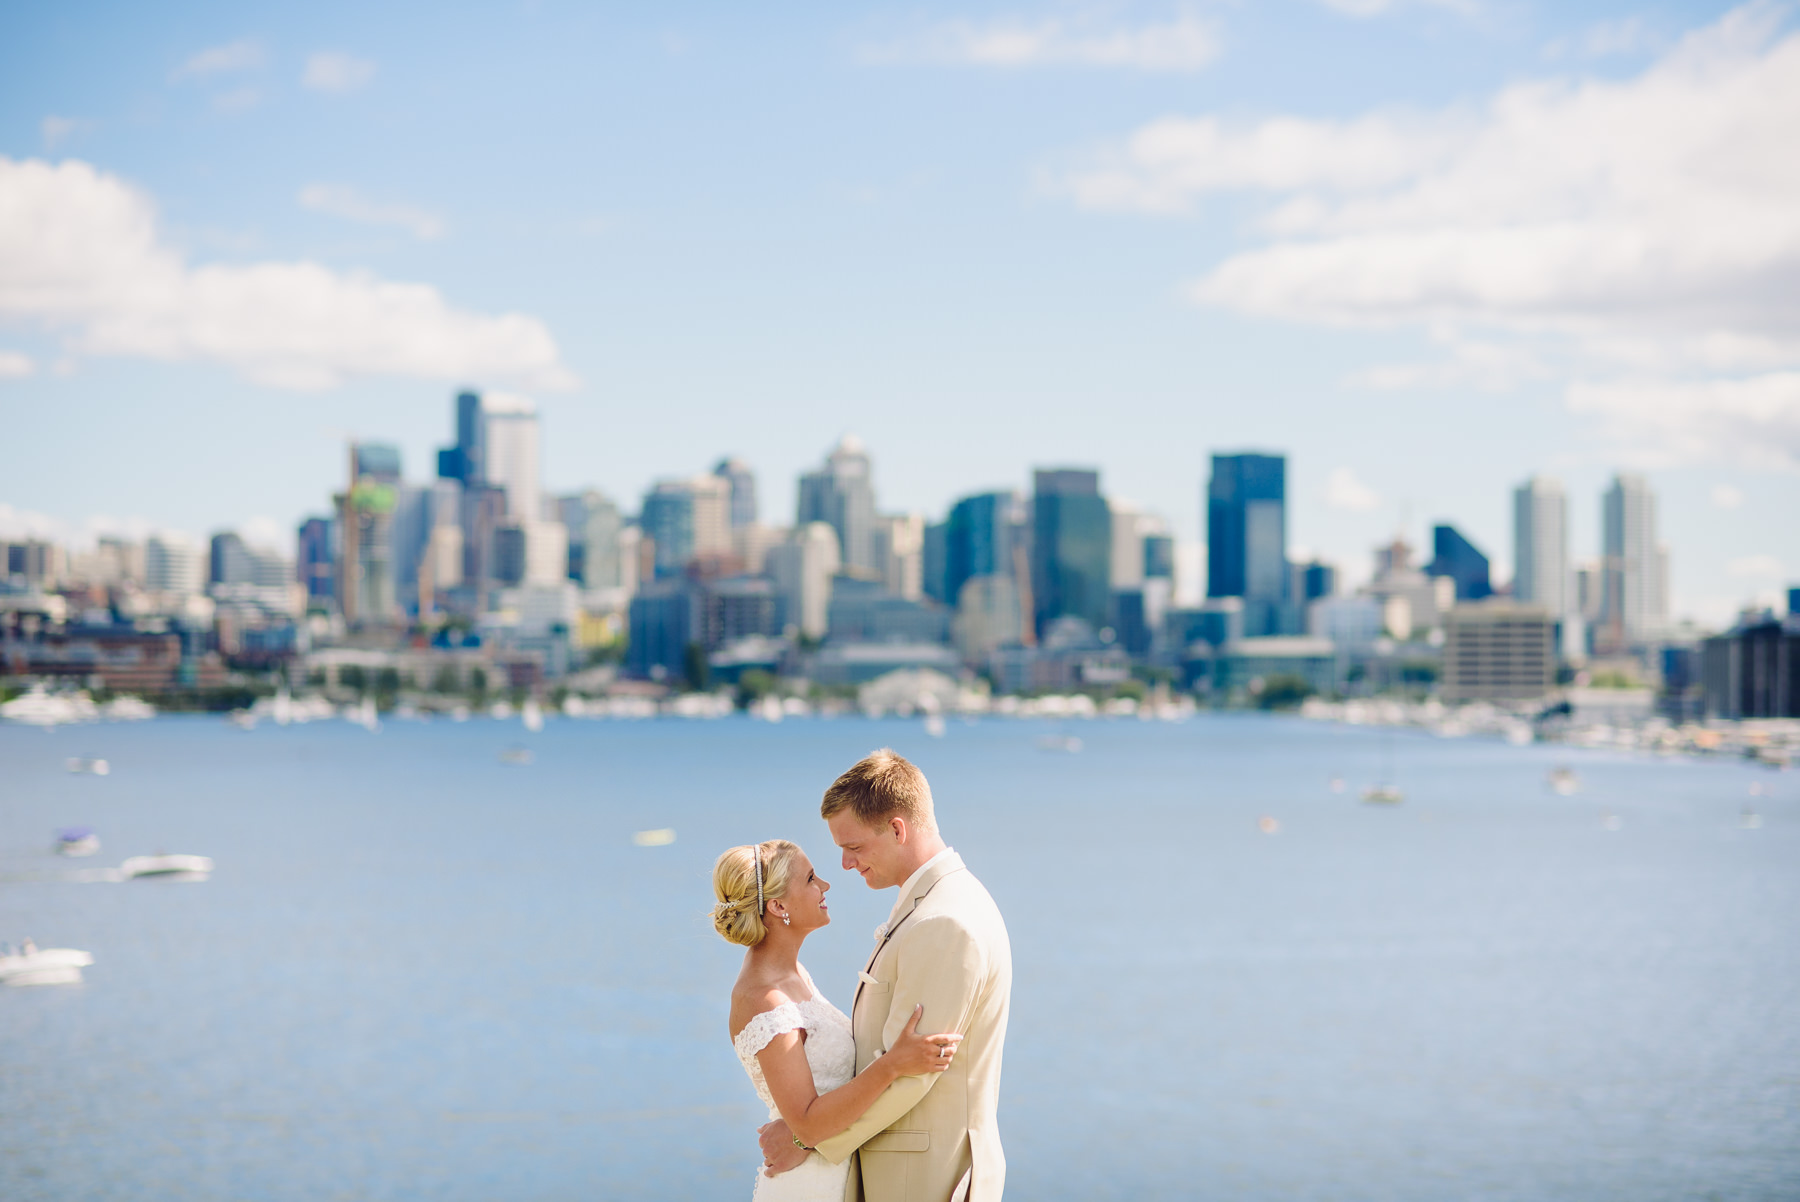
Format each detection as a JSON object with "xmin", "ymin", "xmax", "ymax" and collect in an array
[{"xmin": 889, "ymin": 815, "xmax": 909, "ymax": 844}]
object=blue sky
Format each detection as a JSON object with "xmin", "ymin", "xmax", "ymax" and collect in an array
[{"xmin": 2, "ymin": 0, "xmax": 1795, "ymax": 624}]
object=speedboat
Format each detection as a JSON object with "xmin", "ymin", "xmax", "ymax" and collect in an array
[
  {"xmin": 1361, "ymin": 784, "xmax": 1404, "ymax": 805},
  {"xmin": 120, "ymin": 854, "xmax": 213, "ymax": 881},
  {"xmin": 1547, "ymin": 767, "xmax": 1580, "ymax": 795},
  {"xmin": 55, "ymin": 826, "xmax": 100, "ymax": 857},
  {"xmin": 65, "ymin": 757, "xmax": 111, "ymax": 776},
  {"xmin": 0, "ymin": 941, "xmax": 94, "ymax": 987}
]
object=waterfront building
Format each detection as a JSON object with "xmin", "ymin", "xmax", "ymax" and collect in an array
[
  {"xmin": 873, "ymin": 514, "xmax": 925, "ymax": 600},
  {"xmin": 1164, "ymin": 598, "xmax": 1244, "ymax": 654},
  {"xmin": 944, "ymin": 491, "xmax": 1020, "ymax": 607},
  {"xmin": 627, "ymin": 580, "xmax": 696, "ymax": 679},
  {"xmin": 698, "ymin": 576, "xmax": 782, "ymax": 650},
  {"xmin": 1308, "ymin": 595, "xmax": 1382, "ymax": 655},
  {"xmin": 765, "ymin": 522, "xmax": 840, "ymax": 641},
  {"xmin": 1512, "ymin": 476, "xmax": 1568, "ymax": 617},
  {"xmin": 809, "ymin": 641, "xmax": 959, "ymax": 687},
  {"xmin": 1599, "ymin": 473, "xmax": 1666, "ymax": 650},
  {"xmin": 1207, "ymin": 453, "xmax": 1291, "ymax": 636},
  {"xmin": 713, "ymin": 458, "xmax": 759, "ymax": 529},
  {"xmin": 1426, "ymin": 524, "xmax": 1492, "ymax": 601},
  {"xmin": 1440, "ymin": 602, "xmax": 1555, "ymax": 702},
  {"xmin": 797, "ymin": 436, "xmax": 878, "ymax": 575},
  {"xmin": 827, "ymin": 576, "xmax": 949, "ymax": 645},
  {"xmin": 1211, "ymin": 636, "xmax": 1337, "ymax": 698},
  {"xmin": 1701, "ymin": 615, "xmax": 1800, "ymax": 719},
  {"xmin": 1031, "ymin": 468, "xmax": 1112, "ymax": 638}
]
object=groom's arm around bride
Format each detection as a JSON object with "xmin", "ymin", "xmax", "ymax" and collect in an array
[{"xmin": 762, "ymin": 750, "xmax": 1013, "ymax": 1202}]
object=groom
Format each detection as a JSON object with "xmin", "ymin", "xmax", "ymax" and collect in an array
[{"xmin": 758, "ymin": 748, "xmax": 1013, "ymax": 1201}]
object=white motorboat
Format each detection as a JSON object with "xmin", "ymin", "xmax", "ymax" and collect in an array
[
  {"xmin": 56, "ymin": 826, "xmax": 101, "ymax": 857},
  {"xmin": 1361, "ymin": 784, "xmax": 1404, "ymax": 805},
  {"xmin": 65, "ymin": 757, "xmax": 111, "ymax": 776},
  {"xmin": 1547, "ymin": 766, "xmax": 1580, "ymax": 795},
  {"xmin": 120, "ymin": 854, "xmax": 213, "ymax": 881},
  {"xmin": 521, "ymin": 697, "xmax": 544, "ymax": 732},
  {"xmin": 102, "ymin": 695, "xmax": 156, "ymax": 721},
  {"xmin": 0, "ymin": 941, "xmax": 94, "ymax": 987},
  {"xmin": 2, "ymin": 686, "xmax": 98, "ymax": 726}
]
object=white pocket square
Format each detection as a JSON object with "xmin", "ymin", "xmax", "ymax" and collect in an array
[{"xmin": 858, "ymin": 971, "xmax": 883, "ymax": 987}]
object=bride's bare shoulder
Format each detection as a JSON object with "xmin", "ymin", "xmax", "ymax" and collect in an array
[{"xmin": 729, "ymin": 972, "xmax": 800, "ymax": 1039}]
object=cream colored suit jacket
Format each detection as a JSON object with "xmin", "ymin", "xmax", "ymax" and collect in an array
[{"xmin": 816, "ymin": 852, "xmax": 1012, "ymax": 1202}]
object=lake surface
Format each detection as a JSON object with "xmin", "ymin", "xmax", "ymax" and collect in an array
[{"xmin": 2, "ymin": 713, "xmax": 1796, "ymax": 1200}]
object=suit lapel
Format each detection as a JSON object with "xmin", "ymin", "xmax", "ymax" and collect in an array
[{"xmin": 851, "ymin": 853, "xmax": 966, "ymax": 1016}]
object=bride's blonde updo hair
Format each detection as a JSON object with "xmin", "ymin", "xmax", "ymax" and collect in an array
[{"xmin": 711, "ymin": 840, "xmax": 801, "ymax": 947}]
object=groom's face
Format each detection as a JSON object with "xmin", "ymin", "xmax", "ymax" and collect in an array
[{"xmin": 827, "ymin": 811, "xmax": 907, "ymax": 890}]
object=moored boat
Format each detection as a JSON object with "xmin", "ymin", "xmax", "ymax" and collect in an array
[
  {"xmin": 0, "ymin": 941, "xmax": 95, "ymax": 987},
  {"xmin": 120, "ymin": 854, "xmax": 213, "ymax": 881},
  {"xmin": 55, "ymin": 826, "xmax": 100, "ymax": 857}
]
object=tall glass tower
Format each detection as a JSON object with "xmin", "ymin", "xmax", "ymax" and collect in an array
[
  {"xmin": 1206, "ymin": 452, "xmax": 1290, "ymax": 636},
  {"xmin": 1031, "ymin": 469, "xmax": 1112, "ymax": 638}
]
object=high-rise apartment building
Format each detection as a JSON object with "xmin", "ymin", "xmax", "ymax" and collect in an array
[
  {"xmin": 713, "ymin": 458, "xmax": 758, "ymax": 529},
  {"xmin": 1207, "ymin": 452, "xmax": 1290, "ymax": 636},
  {"xmin": 1426, "ymin": 524, "xmax": 1492, "ymax": 601},
  {"xmin": 766, "ymin": 522, "xmax": 841, "ymax": 640},
  {"xmin": 1031, "ymin": 469, "xmax": 1112, "ymax": 637},
  {"xmin": 873, "ymin": 514, "xmax": 925, "ymax": 601},
  {"xmin": 797, "ymin": 436, "xmax": 877, "ymax": 575},
  {"xmin": 1600, "ymin": 473, "xmax": 1665, "ymax": 648},
  {"xmin": 1512, "ymin": 476, "xmax": 1568, "ymax": 619}
]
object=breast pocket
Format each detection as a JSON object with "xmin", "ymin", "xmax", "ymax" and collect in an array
[{"xmin": 858, "ymin": 970, "xmax": 890, "ymax": 995}]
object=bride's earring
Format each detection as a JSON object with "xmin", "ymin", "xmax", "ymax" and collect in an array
[{"xmin": 781, "ymin": 912, "xmax": 791, "ymax": 926}]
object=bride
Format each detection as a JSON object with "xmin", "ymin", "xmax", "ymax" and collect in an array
[{"xmin": 713, "ymin": 839, "xmax": 961, "ymax": 1201}]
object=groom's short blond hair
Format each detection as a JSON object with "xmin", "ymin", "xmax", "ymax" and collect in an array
[{"xmin": 820, "ymin": 748, "xmax": 937, "ymax": 834}]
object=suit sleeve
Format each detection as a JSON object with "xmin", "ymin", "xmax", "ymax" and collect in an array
[{"xmin": 814, "ymin": 915, "xmax": 985, "ymax": 1164}]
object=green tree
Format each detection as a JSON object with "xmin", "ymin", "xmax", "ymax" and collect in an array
[
  {"xmin": 683, "ymin": 642, "xmax": 710, "ymax": 691},
  {"xmin": 338, "ymin": 665, "xmax": 367, "ymax": 694},
  {"xmin": 1257, "ymin": 673, "xmax": 1314, "ymax": 710}
]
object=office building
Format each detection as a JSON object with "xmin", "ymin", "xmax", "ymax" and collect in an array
[
  {"xmin": 627, "ymin": 581, "xmax": 696, "ymax": 679},
  {"xmin": 210, "ymin": 532, "xmax": 254, "ymax": 587},
  {"xmin": 1109, "ymin": 501, "xmax": 1148, "ymax": 591},
  {"xmin": 1426, "ymin": 524, "xmax": 1492, "ymax": 601},
  {"xmin": 335, "ymin": 442, "xmax": 401, "ymax": 625},
  {"xmin": 873, "ymin": 514, "xmax": 925, "ymax": 601},
  {"xmin": 1211, "ymin": 636, "xmax": 1338, "ymax": 698},
  {"xmin": 827, "ymin": 577, "xmax": 950, "ymax": 645},
  {"xmin": 1440, "ymin": 602, "xmax": 1555, "ymax": 702},
  {"xmin": 1701, "ymin": 615, "xmax": 1800, "ymax": 719},
  {"xmin": 766, "ymin": 522, "xmax": 841, "ymax": 641},
  {"xmin": 1512, "ymin": 476, "xmax": 1568, "ymax": 617},
  {"xmin": 1144, "ymin": 535, "xmax": 1175, "ymax": 582},
  {"xmin": 1031, "ymin": 469, "xmax": 1112, "ymax": 637},
  {"xmin": 559, "ymin": 491, "xmax": 625, "ymax": 591},
  {"xmin": 713, "ymin": 458, "xmax": 759, "ymax": 529},
  {"xmin": 698, "ymin": 576, "xmax": 782, "ymax": 650},
  {"xmin": 797, "ymin": 436, "xmax": 878, "ymax": 575},
  {"xmin": 1207, "ymin": 453, "xmax": 1290, "ymax": 636},
  {"xmin": 641, "ymin": 475, "xmax": 730, "ymax": 579},
  {"xmin": 944, "ymin": 491, "xmax": 1020, "ymax": 605},
  {"xmin": 297, "ymin": 518, "xmax": 336, "ymax": 606},
  {"xmin": 953, "ymin": 574, "xmax": 1022, "ymax": 663},
  {"xmin": 922, "ymin": 520, "xmax": 949, "ymax": 604},
  {"xmin": 436, "ymin": 389, "xmax": 485, "ymax": 485},
  {"xmin": 145, "ymin": 533, "xmax": 203, "ymax": 596},
  {"xmin": 1600, "ymin": 473, "xmax": 1665, "ymax": 648}
]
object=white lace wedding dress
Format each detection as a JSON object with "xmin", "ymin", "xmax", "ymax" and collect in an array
[{"xmin": 733, "ymin": 965, "xmax": 856, "ymax": 1202}]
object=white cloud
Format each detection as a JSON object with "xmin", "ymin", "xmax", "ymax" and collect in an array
[
  {"xmin": 0, "ymin": 503, "xmax": 68, "ymax": 541},
  {"xmin": 1316, "ymin": 0, "xmax": 1478, "ymax": 17},
  {"xmin": 0, "ymin": 349, "xmax": 34, "ymax": 378},
  {"xmin": 303, "ymin": 52, "xmax": 376, "ymax": 93},
  {"xmin": 1727, "ymin": 553, "xmax": 1784, "ymax": 578},
  {"xmin": 1062, "ymin": 3, "xmax": 1800, "ymax": 470},
  {"xmin": 299, "ymin": 184, "xmax": 447, "ymax": 240},
  {"xmin": 888, "ymin": 12, "xmax": 1219, "ymax": 71},
  {"xmin": 1565, "ymin": 373, "xmax": 1800, "ymax": 470},
  {"xmin": 1711, "ymin": 483, "xmax": 1746, "ymax": 508},
  {"xmin": 1324, "ymin": 467, "xmax": 1381, "ymax": 511},
  {"xmin": 1544, "ymin": 16, "xmax": 1663, "ymax": 60},
  {"xmin": 173, "ymin": 39, "xmax": 264, "ymax": 80},
  {"xmin": 0, "ymin": 156, "xmax": 574, "ymax": 392},
  {"xmin": 41, "ymin": 116, "xmax": 90, "ymax": 150},
  {"xmin": 239, "ymin": 515, "xmax": 287, "ymax": 550}
]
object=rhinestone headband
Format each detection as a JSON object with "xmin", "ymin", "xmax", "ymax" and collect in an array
[{"xmin": 754, "ymin": 846, "xmax": 764, "ymax": 913}]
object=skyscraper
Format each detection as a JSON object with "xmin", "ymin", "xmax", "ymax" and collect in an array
[
  {"xmin": 1601, "ymin": 473, "xmax": 1665, "ymax": 647},
  {"xmin": 1031, "ymin": 469, "xmax": 1112, "ymax": 637},
  {"xmin": 944, "ymin": 491, "xmax": 1019, "ymax": 606},
  {"xmin": 713, "ymin": 458, "xmax": 758, "ymax": 529},
  {"xmin": 145, "ymin": 533, "xmax": 202, "ymax": 596},
  {"xmin": 1426, "ymin": 524, "xmax": 1492, "ymax": 601},
  {"xmin": 1207, "ymin": 453, "xmax": 1290, "ymax": 636},
  {"xmin": 641, "ymin": 476, "xmax": 730, "ymax": 578},
  {"xmin": 297, "ymin": 518, "xmax": 335, "ymax": 607},
  {"xmin": 1512, "ymin": 476, "xmax": 1568, "ymax": 619},
  {"xmin": 479, "ymin": 394, "xmax": 540, "ymax": 520},
  {"xmin": 209, "ymin": 532, "xmax": 253, "ymax": 586},
  {"xmin": 797, "ymin": 436, "xmax": 877, "ymax": 575}
]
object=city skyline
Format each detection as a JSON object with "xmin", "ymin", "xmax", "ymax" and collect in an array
[{"xmin": 3, "ymin": 1, "xmax": 1796, "ymax": 626}]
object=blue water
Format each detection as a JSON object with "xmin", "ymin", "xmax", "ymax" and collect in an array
[{"xmin": 1, "ymin": 715, "xmax": 1796, "ymax": 1200}]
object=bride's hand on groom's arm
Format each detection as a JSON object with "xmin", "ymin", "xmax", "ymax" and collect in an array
[
  {"xmin": 758, "ymin": 1120, "xmax": 810, "ymax": 1177},
  {"xmin": 882, "ymin": 1004, "xmax": 963, "ymax": 1078}
]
